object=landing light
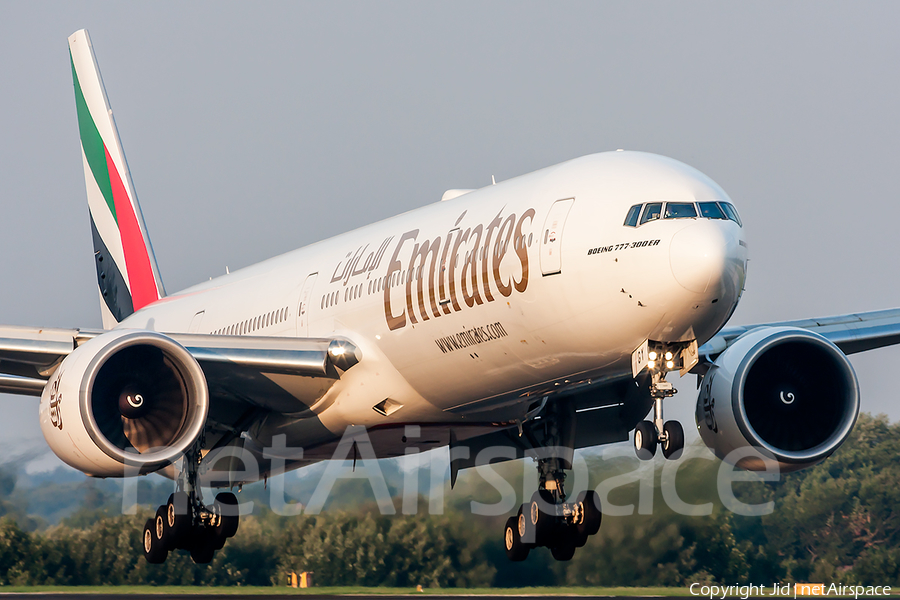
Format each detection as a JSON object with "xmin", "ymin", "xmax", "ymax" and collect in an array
[
  {"xmin": 648, "ymin": 360, "xmax": 656, "ymax": 369},
  {"xmin": 666, "ymin": 360, "xmax": 675, "ymax": 370},
  {"xmin": 330, "ymin": 346, "xmax": 345, "ymax": 356},
  {"xmin": 649, "ymin": 351, "xmax": 658, "ymax": 361},
  {"xmin": 665, "ymin": 351, "xmax": 673, "ymax": 361}
]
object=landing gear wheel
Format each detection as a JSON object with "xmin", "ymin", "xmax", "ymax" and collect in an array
[
  {"xmin": 574, "ymin": 490, "xmax": 602, "ymax": 545},
  {"xmin": 142, "ymin": 518, "xmax": 168, "ymax": 564},
  {"xmin": 550, "ymin": 534, "xmax": 577, "ymax": 561},
  {"xmin": 190, "ymin": 544, "xmax": 215, "ymax": 564},
  {"xmin": 575, "ymin": 528, "xmax": 589, "ymax": 548},
  {"xmin": 516, "ymin": 505, "xmax": 534, "ymax": 546},
  {"xmin": 154, "ymin": 505, "xmax": 169, "ymax": 549},
  {"xmin": 164, "ymin": 492, "xmax": 192, "ymax": 550},
  {"xmin": 662, "ymin": 420, "xmax": 684, "ymax": 460},
  {"xmin": 504, "ymin": 516, "xmax": 530, "ymax": 561},
  {"xmin": 527, "ymin": 489, "xmax": 556, "ymax": 547},
  {"xmin": 213, "ymin": 492, "xmax": 240, "ymax": 540},
  {"xmin": 634, "ymin": 420, "xmax": 657, "ymax": 460},
  {"xmin": 189, "ymin": 531, "xmax": 216, "ymax": 564}
]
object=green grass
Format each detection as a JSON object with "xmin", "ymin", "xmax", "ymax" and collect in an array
[
  {"xmin": 2, "ymin": 586, "xmax": 895, "ymax": 597},
  {"xmin": 0, "ymin": 586, "xmax": 686, "ymax": 596}
]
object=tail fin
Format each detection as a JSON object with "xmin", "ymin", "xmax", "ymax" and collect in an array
[{"xmin": 68, "ymin": 29, "xmax": 165, "ymax": 328}]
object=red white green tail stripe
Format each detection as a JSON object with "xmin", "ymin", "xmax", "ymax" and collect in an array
[{"xmin": 69, "ymin": 30, "xmax": 164, "ymax": 327}]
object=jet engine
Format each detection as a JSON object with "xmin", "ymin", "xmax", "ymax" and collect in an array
[
  {"xmin": 39, "ymin": 330, "xmax": 209, "ymax": 476},
  {"xmin": 696, "ymin": 326, "xmax": 859, "ymax": 472}
]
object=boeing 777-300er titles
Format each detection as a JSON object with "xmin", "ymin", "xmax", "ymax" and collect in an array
[{"xmin": 1, "ymin": 29, "xmax": 897, "ymax": 564}]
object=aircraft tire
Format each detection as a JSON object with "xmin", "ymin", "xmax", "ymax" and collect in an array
[
  {"xmin": 153, "ymin": 506, "xmax": 173, "ymax": 551},
  {"xmin": 634, "ymin": 420, "xmax": 657, "ymax": 460},
  {"xmin": 142, "ymin": 518, "xmax": 168, "ymax": 564},
  {"xmin": 163, "ymin": 493, "xmax": 192, "ymax": 550},
  {"xmin": 575, "ymin": 490, "xmax": 602, "ymax": 538},
  {"xmin": 527, "ymin": 489, "xmax": 556, "ymax": 547},
  {"xmin": 575, "ymin": 527, "xmax": 589, "ymax": 548},
  {"xmin": 189, "ymin": 531, "xmax": 216, "ymax": 564},
  {"xmin": 190, "ymin": 544, "xmax": 215, "ymax": 564},
  {"xmin": 214, "ymin": 492, "xmax": 240, "ymax": 539},
  {"xmin": 503, "ymin": 516, "xmax": 530, "ymax": 561},
  {"xmin": 550, "ymin": 533, "xmax": 577, "ymax": 561},
  {"xmin": 662, "ymin": 420, "xmax": 684, "ymax": 459}
]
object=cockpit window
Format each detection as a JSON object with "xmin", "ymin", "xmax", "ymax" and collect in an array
[
  {"xmin": 698, "ymin": 202, "xmax": 727, "ymax": 220},
  {"xmin": 640, "ymin": 202, "xmax": 662, "ymax": 225},
  {"xmin": 719, "ymin": 202, "xmax": 742, "ymax": 226},
  {"xmin": 664, "ymin": 202, "xmax": 698, "ymax": 219},
  {"xmin": 624, "ymin": 204, "xmax": 642, "ymax": 227},
  {"xmin": 625, "ymin": 200, "xmax": 742, "ymax": 228}
]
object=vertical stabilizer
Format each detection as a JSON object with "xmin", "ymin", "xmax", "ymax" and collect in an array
[{"xmin": 68, "ymin": 29, "xmax": 165, "ymax": 328}]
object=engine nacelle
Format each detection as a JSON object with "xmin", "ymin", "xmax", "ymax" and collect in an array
[
  {"xmin": 696, "ymin": 326, "xmax": 859, "ymax": 472},
  {"xmin": 39, "ymin": 330, "xmax": 209, "ymax": 477}
]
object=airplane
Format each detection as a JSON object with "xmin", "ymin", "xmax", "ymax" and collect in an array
[{"xmin": 2, "ymin": 28, "xmax": 898, "ymax": 565}]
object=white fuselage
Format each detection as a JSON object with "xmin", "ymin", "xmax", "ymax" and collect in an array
[{"xmin": 117, "ymin": 151, "xmax": 747, "ymax": 449}]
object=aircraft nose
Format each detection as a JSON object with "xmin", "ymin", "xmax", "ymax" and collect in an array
[{"xmin": 669, "ymin": 221, "xmax": 736, "ymax": 294}]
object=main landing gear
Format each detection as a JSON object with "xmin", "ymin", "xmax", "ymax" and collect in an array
[
  {"xmin": 504, "ymin": 470, "xmax": 603, "ymax": 562},
  {"xmin": 503, "ymin": 399, "xmax": 603, "ymax": 562},
  {"xmin": 633, "ymin": 347, "xmax": 686, "ymax": 461},
  {"xmin": 142, "ymin": 446, "xmax": 241, "ymax": 564}
]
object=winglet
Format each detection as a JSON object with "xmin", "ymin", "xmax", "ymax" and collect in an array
[{"xmin": 69, "ymin": 29, "xmax": 165, "ymax": 328}]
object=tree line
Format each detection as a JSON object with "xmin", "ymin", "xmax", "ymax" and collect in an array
[{"xmin": 0, "ymin": 413, "xmax": 896, "ymax": 587}]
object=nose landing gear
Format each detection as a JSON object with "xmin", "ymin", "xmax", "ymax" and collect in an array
[
  {"xmin": 633, "ymin": 344, "xmax": 690, "ymax": 461},
  {"xmin": 141, "ymin": 446, "xmax": 241, "ymax": 564}
]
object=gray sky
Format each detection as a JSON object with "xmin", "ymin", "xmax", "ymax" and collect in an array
[{"xmin": 2, "ymin": 1, "xmax": 899, "ymax": 471}]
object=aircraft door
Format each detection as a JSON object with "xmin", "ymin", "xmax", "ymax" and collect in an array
[
  {"xmin": 540, "ymin": 198, "xmax": 575, "ymax": 276},
  {"xmin": 296, "ymin": 273, "xmax": 318, "ymax": 337}
]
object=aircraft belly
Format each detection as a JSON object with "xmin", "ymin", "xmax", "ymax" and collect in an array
[{"xmin": 250, "ymin": 411, "xmax": 337, "ymax": 450}]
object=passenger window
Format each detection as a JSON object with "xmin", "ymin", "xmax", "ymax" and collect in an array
[
  {"xmin": 640, "ymin": 203, "xmax": 662, "ymax": 225},
  {"xmin": 664, "ymin": 202, "xmax": 698, "ymax": 219},
  {"xmin": 719, "ymin": 202, "xmax": 742, "ymax": 226},
  {"xmin": 624, "ymin": 204, "xmax": 642, "ymax": 227},
  {"xmin": 698, "ymin": 202, "xmax": 727, "ymax": 219}
]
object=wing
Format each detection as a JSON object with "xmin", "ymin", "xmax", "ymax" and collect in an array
[
  {"xmin": 0, "ymin": 326, "xmax": 94, "ymax": 395},
  {"xmin": 698, "ymin": 307, "xmax": 900, "ymax": 363},
  {"xmin": 0, "ymin": 326, "xmax": 359, "ymax": 448}
]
